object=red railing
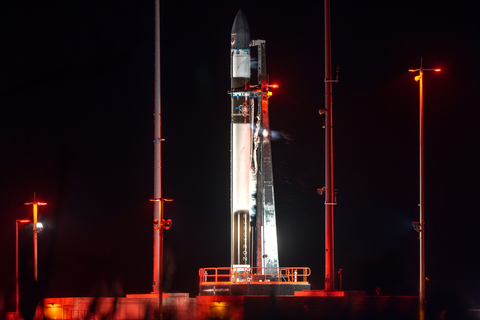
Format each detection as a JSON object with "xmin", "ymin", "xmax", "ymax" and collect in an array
[{"xmin": 199, "ymin": 267, "xmax": 310, "ymax": 285}]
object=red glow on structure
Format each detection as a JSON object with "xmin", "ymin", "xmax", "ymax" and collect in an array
[
  {"xmin": 435, "ymin": 69, "xmax": 441, "ymax": 72},
  {"xmin": 268, "ymin": 91, "xmax": 273, "ymax": 97},
  {"xmin": 199, "ymin": 267, "xmax": 311, "ymax": 285},
  {"xmin": 271, "ymin": 84, "xmax": 279, "ymax": 88}
]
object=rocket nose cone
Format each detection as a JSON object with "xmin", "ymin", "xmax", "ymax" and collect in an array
[{"xmin": 231, "ymin": 9, "xmax": 250, "ymax": 49}]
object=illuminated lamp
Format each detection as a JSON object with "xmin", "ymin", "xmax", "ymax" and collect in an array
[
  {"xmin": 164, "ymin": 219, "xmax": 172, "ymax": 230},
  {"xmin": 44, "ymin": 303, "xmax": 62, "ymax": 320},
  {"xmin": 209, "ymin": 301, "xmax": 230, "ymax": 319}
]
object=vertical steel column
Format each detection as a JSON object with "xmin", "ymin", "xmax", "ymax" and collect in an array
[
  {"xmin": 33, "ymin": 204, "xmax": 38, "ymax": 282},
  {"xmin": 324, "ymin": 0, "xmax": 335, "ymax": 291},
  {"xmin": 158, "ymin": 201, "xmax": 164, "ymax": 320},
  {"xmin": 153, "ymin": 0, "xmax": 162, "ymax": 294},
  {"xmin": 418, "ymin": 69, "xmax": 425, "ymax": 320},
  {"xmin": 409, "ymin": 64, "xmax": 440, "ymax": 320},
  {"xmin": 16, "ymin": 219, "xmax": 30, "ymax": 319},
  {"xmin": 24, "ymin": 194, "xmax": 46, "ymax": 283},
  {"xmin": 150, "ymin": 197, "xmax": 173, "ymax": 320},
  {"xmin": 16, "ymin": 220, "xmax": 19, "ymax": 319}
]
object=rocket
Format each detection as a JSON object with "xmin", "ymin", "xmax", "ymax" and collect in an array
[{"xmin": 230, "ymin": 9, "xmax": 252, "ymax": 268}]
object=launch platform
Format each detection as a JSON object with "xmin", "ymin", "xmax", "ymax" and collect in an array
[{"xmin": 198, "ymin": 267, "xmax": 310, "ymax": 296}]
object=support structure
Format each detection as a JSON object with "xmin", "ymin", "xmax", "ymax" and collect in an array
[
  {"xmin": 150, "ymin": 198, "xmax": 173, "ymax": 320},
  {"xmin": 153, "ymin": 0, "xmax": 162, "ymax": 294},
  {"xmin": 323, "ymin": 0, "xmax": 336, "ymax": 291},
  {"xmin": 417, "ymin": 69, "xmax": 425, "ymax": 320},
  {"xmin": 409, "ymin": 62, "xmax": 441, "ymax": 320},
  {"xmin": 24, "ymin": 193, "xmax": 46, "ymax": 282},
  {"xmin": 252, "ymin": 40, "xmax": 279, "ymax": 273},
  {"xmin": 16, "ymin": 219, "xmax": 30, "ymax": 319}
]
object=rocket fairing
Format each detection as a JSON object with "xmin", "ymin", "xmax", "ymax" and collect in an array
[{"xmin": 231, "ymin": 9, "xmax": 252, "ymax": 268}]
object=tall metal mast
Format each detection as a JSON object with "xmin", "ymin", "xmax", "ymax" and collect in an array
[
  {"xmin": 24, "ymin": 193, "xmax": 46, "ymax": 282},
  {"xmin": 153, "ymin": 0, "xmax": 162, "ymax": 294},
  {"xmin": 409, "ymin": 62, "xmax": 441, "ymax": 320},
  {"xmin": 324, "ymin": 0, "xmax": 335, "ymax": 291}
]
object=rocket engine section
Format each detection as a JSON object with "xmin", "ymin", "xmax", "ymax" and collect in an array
[{"xmin": 231, "ymin": 9, "xmax": 251, "ymax": 268}]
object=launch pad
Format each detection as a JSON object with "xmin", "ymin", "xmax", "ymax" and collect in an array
[{"xmin": 199, "ymin": 284, "xmax": 310, "ymax": 297}]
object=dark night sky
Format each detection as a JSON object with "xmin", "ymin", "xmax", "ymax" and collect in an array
[{"xmin": 1, "ymin": 0, "xmax": 479, "ymax": 312}]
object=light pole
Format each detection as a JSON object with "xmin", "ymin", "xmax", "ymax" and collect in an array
[
  {"xmin": 24, "ymin": 193, "xmax": 47, "ymax": 281},
  {"xmin": 16, "ymin": 219, "xmax": 30, "ymax": 320},
  {"xmin": 150, "ymin": 198, "xmax": 173, "ymax": 320},
  {"xmin": 408, "ymin": 62, "xmax": 440, "ymax": 320}
]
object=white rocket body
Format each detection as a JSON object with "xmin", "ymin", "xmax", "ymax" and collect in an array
[{"xmin": 230, "ymin": 9, "xmax": 252, "ymax": 269}]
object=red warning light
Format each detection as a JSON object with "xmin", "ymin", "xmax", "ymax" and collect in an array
[
  {"xmin": 434, "ymin": 69, "xmax": 441, "ymax": 72},
  {"xmin": 268, "ymin": 91, "xmax": 273, "ymax": 97}
]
